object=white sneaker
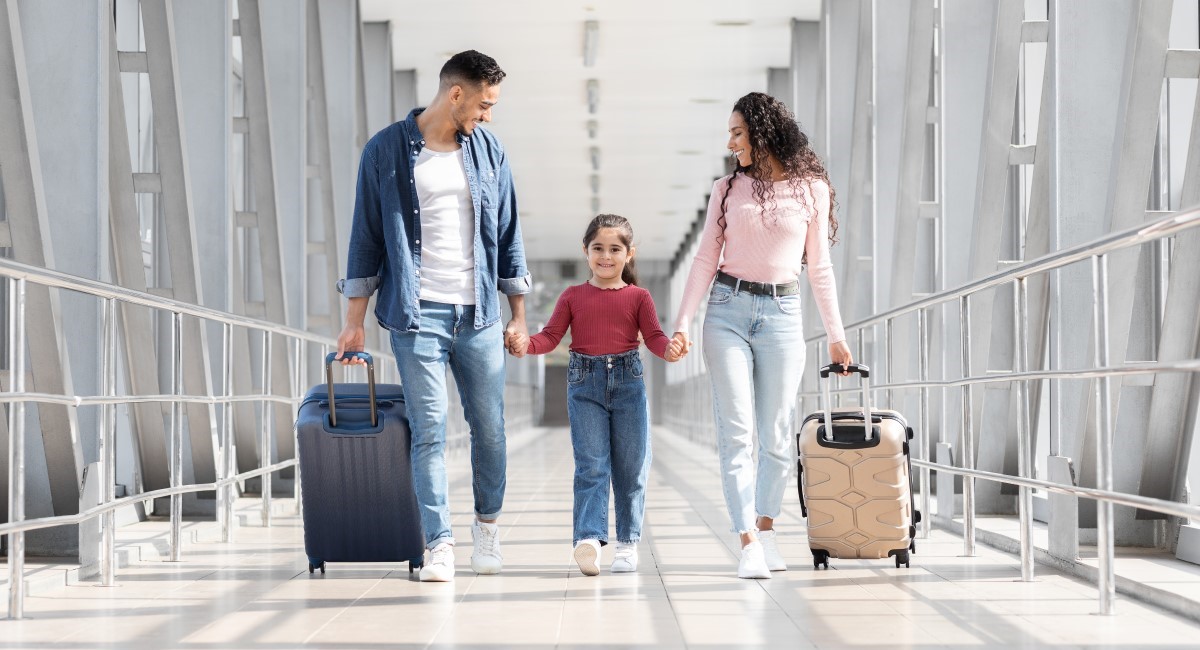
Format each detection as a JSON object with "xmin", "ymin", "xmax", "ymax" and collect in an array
[
  {"xmin": 737, "ymin": 541, "xmax": 771, "ymax": 579},
  {"xmin": 757, "ymin": 530, "xmax": 787, "ymax": 571},
  {"xmin": 610, "ymin": 542, "xmax": 638, "ymax": 573},
  {"xmin": 471, "ymin": 519, "xmax": 503, "ymax": 575},
  {"xmin": 573, "ymin": 539, "xmax": 601, "ymax": 576},
  {"xmin": 420, "ymin": 543, "xmax": 455, "ymax": 582}
]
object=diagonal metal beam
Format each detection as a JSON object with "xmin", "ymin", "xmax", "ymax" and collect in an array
[
  {"xmin": 237, "ymin": 0, "xmax": 296, "ymax": 468},
  {"xmin": 0, "ymin": 0, "xmax": 83, "ymax": 517},
  {"xmin": 140, "ymin": 0, "xmax": 218, "ymax": 485},
  {"xmin": 886, "ymin": 0, "xmax": 935, "ymax": 313},
  {"xmin": 1135, "ymin": 62, "xmax": 1200, "ymax": 516},
  {"xmin": 839, "ymin": 0, "xmax": 879, "ymax": 324},
  {"xmin": 305, "ymin": 0, "xmax": 342, "ymax": 338},
  {"xmin": 1070, "ymin": 1, "xmax": 1172, "ymax": 526},
  {"xmin": 104, "ymin": 14, "xmax": 170, "ymax": 492}
]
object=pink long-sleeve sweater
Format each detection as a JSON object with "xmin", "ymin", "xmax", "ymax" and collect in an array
[{"xmin": 672, "ymin": 174, "xmax": 847, "ymax": 344}]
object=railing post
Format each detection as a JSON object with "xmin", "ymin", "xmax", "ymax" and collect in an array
[
  {"xmin": 959, "ymin": 294, "xmax": 976, "ymax": 557},
  {"xmin": 293, "ymin": 337, "xmax": 303, "ymax": 515},
  {"xmin": 220, "ymin": 322, "xmax": 234, "ymax": 543},
  {"xmin": 100, "ymin": 297, "xmax": 118, "ymax": 585},
  {"xmin": 261, "ymin": 330, "xmax": 272, "ymax": 527},
  {"xmin": 917, "ymin": 307, "xmax": 932, "ymax": 539},
  {"xmin": 1014, "ymin": 277, "xmax": 1034, "ymax": 581},
  {"xmin": 884, "ymin": 317, "xmax": 893, "ymax": 409},
  {"xmin": 1092, "ymin": 254, "xmax": 1116, "ymax": 614},
  {"xmin": 169, "ymin": 311, "xmax": 183, "ymax": 562},
  {"xmin": 7, "ymin": 277, "xmax": 27, "ymax": 619}
]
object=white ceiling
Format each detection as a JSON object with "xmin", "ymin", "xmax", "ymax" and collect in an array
[{"xmin": 360, "ymin": 0, "xmax": 822, "ymax": 261}]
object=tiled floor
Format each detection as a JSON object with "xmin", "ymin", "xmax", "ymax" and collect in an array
[{"xmin": 4, "ymin": 427, "xmax": 1200, "ymax": 648}]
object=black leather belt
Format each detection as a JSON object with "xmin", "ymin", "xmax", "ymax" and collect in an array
[{"xmin": 715, "ymin": 271, "xmax": 799, "ymax": 297}]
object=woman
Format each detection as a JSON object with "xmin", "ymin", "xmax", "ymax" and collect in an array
[{"xmin": 671, "ymin": 92, "xmax": 853, "ymax": 579}]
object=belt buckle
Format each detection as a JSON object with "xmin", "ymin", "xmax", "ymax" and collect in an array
[{"xmin": 751, "ymin": 281, "xmax": 764, "ymax": 294}]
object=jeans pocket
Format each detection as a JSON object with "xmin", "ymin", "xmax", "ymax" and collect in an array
[
  {"xmin": 708, "ymin": 286, "xmax": 734, "ymax": 305},
  {"xmin": 776, "ymin": 294, "xmax": 801, "ymax": 315},
  {"xmin": 568, "ymin": 367, "xmax": 585, "ymax": 385},
  {"xmin": 630, "ymin": 357, "xmax": 644, "ymax": 379}
]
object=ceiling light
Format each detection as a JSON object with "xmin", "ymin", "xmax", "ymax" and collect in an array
[
  {"xmin": 589, "ymin": 146, "xmax": 601, "ymax": 171},
  {"xmin": 583, "ymin": 20, "xmax": 599, "ymax": 67},
  {"xmin": 589, "ymin": 174, "xmax": 600, "ymax": 194},
  {"xmin": 590, "ymin": 196, "xmax": 601, "ymax": 213},
  {"xmin": 714, "ymin": 20, "xmax": 751, "ymax": 27},
  {"xmin": 670, "ymin": 184, "xmax": 690, "ymax": 189},
  {"xmin": 689, "ymin": 98, "xmax": 722, "ymax": 104},
  {"xmin": 587, "ymin": 119, "xmax": 598, "ymax": 139},
  {"xmin": 677, "ymin": 150, "xmax": 703, "ymax": 155},
  {"xmin": 586, "ymin": 79, "xmax": 600, "ymax": 114}
]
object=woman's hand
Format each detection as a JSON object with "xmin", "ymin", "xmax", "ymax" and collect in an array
[{"xmin": 829, "ymin": 340, "xmax": 853, "ymax": 376}]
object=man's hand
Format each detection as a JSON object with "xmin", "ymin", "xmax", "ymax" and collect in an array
[
  {"xmin": 335, "ymin": 322, "xmax": 367, "ymax": 366},
  {"xmin": 506, "ymin": 331, "xmax": 529, "ymax": 358},
  {"xmin": 504, "ymin": 318, "xmax": 528, "ymax": 355}
]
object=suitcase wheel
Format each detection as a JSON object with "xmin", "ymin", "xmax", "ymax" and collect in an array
[
  {"xmin": 811, "ymin": 549, "xmax": 830, "ymax": 570},
  {"xmin": 893, "ymin": 550, "xmax": 910, "ymax": 569},
  {"xmin": 409, "ymin": 557, "xmax": 424, "ymax": 574},
  {"xmin": 308, "ymin": 558, "xmax": 326, "ymax": 575}
]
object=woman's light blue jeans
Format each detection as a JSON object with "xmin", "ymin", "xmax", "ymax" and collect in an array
[{"xmin": 702, "ymin": 284, "xmax": 806, "ymax": 533}]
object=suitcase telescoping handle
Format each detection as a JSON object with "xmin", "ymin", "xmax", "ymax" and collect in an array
[
  {"xmin": 818, "ymin": 363, "xmax": 873, "ymax": 442},
  {"xmin": 324, "ymin": 351, "xmax": 377, "ymax": 428}
]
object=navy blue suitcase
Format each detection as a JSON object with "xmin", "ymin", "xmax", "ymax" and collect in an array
[{"xmin": 296, "ymin": 352, "xmax": 425, "ymax": 574}]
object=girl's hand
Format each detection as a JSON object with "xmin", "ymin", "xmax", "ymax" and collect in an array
[
  {"xmin": 829, "ymin": 340, "xmax": 853, "ymax": 376},
  {"xmin": 670, "ymin": 331, "xmax": 691, "ymax": 355},
  {"xmin": 665, "ymin": 340, "xmax": 683, "ymax": 362},
  {"xmin": 507, "ymin": 332, "xmax": 529, "ymax": 358}
]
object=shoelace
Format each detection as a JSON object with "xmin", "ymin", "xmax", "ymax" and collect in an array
[
  {"xmin": 430, "ymin": 546, "xmax": 453, "ymax": 565},
  {"xmin": 476, "ymin": 526, "xmax": 499, "ymax": 555}
]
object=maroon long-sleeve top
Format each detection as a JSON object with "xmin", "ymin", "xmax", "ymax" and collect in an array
[{"xmin": 527, "ymin": 283, "xmax": 671, "ymax": 359}]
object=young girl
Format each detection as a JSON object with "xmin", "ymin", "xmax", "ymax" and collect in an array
[{"xmin": 509, "ymin": 214, "xmax": 684, "ymax": 575}]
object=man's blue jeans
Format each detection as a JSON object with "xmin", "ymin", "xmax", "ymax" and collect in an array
[
  {"xmin": 566, "ymin": 349, "xmax": 651, "ymax": 546},
  {"xmin": 389, "ymin": 301, "xmax": 507, "ymax": 549}
]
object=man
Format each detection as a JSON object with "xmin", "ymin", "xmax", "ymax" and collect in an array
[{"xmin": 335, "ymin": 50, "xmax": 530, "ymax": 583}]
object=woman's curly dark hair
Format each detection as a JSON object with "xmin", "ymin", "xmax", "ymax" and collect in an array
[{"xmin": 717, "ymin": 92, "xmax": 839, "ymax": 256}]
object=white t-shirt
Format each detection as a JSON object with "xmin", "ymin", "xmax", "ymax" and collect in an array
[{"xmin": 414, "ymin": 147, "xmax": 476, "ymax": 305}]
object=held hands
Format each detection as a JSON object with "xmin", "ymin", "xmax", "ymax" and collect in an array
[
  {"xmin": 665, "ymin": 331, "xmax": 692, "ymax": 363},
  {"xmin": 829, "ymin": 340, "xmax": 854, "ymax": 376},
  {"xmin": 504, "ymin": 319, "xmax": 529, "ymax": 358}
]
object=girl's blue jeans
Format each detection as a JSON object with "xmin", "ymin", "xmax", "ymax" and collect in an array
[{"xmin": 566, "ymin": 349, "xmax": 651, "ymax": 545}]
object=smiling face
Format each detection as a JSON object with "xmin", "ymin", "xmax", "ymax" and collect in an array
[
  {"xmin": 728, "ymin": 111, "xmax": 752, "ymax": 168},
  {"xmin": 450, "ymin": 82, "xmax": 500, "ymax": 136},
  {"xmin": 585, "ymin": 227, "xmax": 634, "ymax": 286}
]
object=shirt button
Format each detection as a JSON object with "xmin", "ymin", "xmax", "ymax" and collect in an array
[
  {"xmin": 413, "ymin": 209, "xmax": 418, "ymax": 214},
  {"xmin": 415, "ymin": 240, "xmax": 420, "ymax": 245}
]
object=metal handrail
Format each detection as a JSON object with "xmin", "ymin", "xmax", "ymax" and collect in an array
[
  {"xmin": 806, "ymin": 208, "xmax": 1200, "ymax": 342},
  {"xmin": 0, "ymin": 256, "xmax": 392, "ymax": 621},
  {"xmin": 796, "ymin": 206, "xmax": 1200, "ymax": 616}
]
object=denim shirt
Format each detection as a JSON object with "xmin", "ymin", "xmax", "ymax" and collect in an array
[{"xmin": 337, "ymin": 108, "xmax": 532, "ymax": 332}]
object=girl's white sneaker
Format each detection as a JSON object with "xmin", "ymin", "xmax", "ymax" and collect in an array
[
  {"xmin": 574, "ymin": 539, "xmax": 601, "ymax": 576},
  {"xmin": 610, "ymin": 542, "xmax": 638, "ymax": 573}
]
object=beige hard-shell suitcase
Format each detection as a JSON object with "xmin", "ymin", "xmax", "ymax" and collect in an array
[{"xmin": 796, "ymin": 363, "xmax": 919, "ymax": 569}]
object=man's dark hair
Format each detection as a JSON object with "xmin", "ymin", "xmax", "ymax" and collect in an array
[{"xmin": 439, "ymin": 50, "xmax": 506, "ymax": 91}]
